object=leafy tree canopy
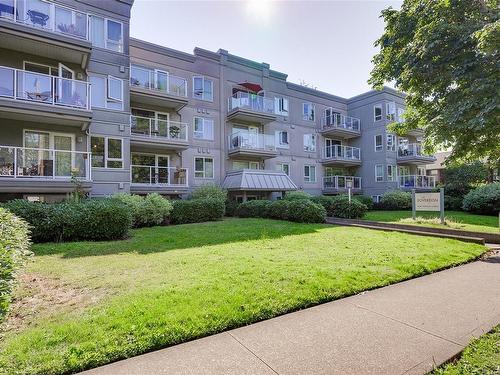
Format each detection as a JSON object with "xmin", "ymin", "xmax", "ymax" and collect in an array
[{"xmin": 370, "ymin": 0, "xmax": 499, "ymax": 164}]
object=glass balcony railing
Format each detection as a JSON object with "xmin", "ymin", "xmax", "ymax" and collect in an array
[
  {"xmin": 130, "ymin": 165, "xmax": 188, "ymax": 186},
  {"xmin": 322, "ymin": 145, "xmax": 361, "ymax": 161},
  {"xmin": 399, "ymin": 175, "xmax": 436, "ymax": 189},
  {"xmin": 0, "ymin": 145, "xmax": 91, "ymax": 180},
  {"xmin": 0, "ymin": 66, "xmax": 90, "ymax": 109},
  {"xmin": 323, "ymin": 176, "xmax": 361, "ymax": 190},
  {"xmin": 398, "ymin": 143, "xmax": 433, "ymax": 158},
  {"xmin": 130, "ymin": 65, "xmax": 188, "ymax": 98},
  {"xmin": 130, "ymin": 115, "xmax": 188, "ymax": 141},
  {"xmin": 321, "ymin": 112, "xmax": 360, "ymax": 132},
  {"xmin": 228, "ymin": 131, "xmax": 276, "ymax": 151},
  {"xmin": 228, "ymin": 92, "xmax": 275, "ymax": 114}
]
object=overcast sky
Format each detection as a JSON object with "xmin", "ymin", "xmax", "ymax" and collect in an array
[{"xmin": 130, "ymin": 0, "xmax": 402, "ymax": 98}]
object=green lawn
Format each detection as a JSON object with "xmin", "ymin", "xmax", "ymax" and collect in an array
[
  {"xmin": 364, "ymin": 210, "xmax": 499, "ymax": 234},
  {"xmin": 0, "ymin": 218, "xmax": 487, "ymax": 375},
  {"xmin": 431, "ymin": 325, "xmax": 500, "ymax": 374}
]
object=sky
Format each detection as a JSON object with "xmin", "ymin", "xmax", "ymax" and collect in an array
[{"xmin": 130, "ymin": 0, "xmax": 402, "ymax": 98}]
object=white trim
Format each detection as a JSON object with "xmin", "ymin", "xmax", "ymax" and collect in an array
[
  {"xmin": 375, "ymin": 164, "xmax": 384, "ymax": 182},
  {"xmin": 302, "ymin": 102, "xmax": 315, "ymax": 121},
  {"xmin": 374, "ymin": 134, "xmax": 383, "ymax": 152},
  {"xmin": 194, "ymin": 156, "xmax": 214, "ymax": 179},
  {"xmin": 192, "ymin": 75, "xmax": 214, "ymax": 102},
  {"xmin": 90, "ymin": 135, "xmax": 124, "ymax": 169},
  {"xmin": 193, "ymin": 116, "xmax": 215, "ymax": 140},
  {"xmin": 304, "ymin": 164, "xmax": 317, "ymax": 183},
  {"xmin": 374, "ymin": 103, "xmax": 382, "ymax": 122}
]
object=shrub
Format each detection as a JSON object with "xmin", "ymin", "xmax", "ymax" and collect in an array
[
  {"xmin": 113, "ymin": 193, "xmax": 145, "ymax": 228},
  {"xmin": 113, "ymin": 193, "xmax": 173, "ymax": 227},
  {"xmin": 379, "ymin": 191, "xmax": 412, "ymax": 210},
  {"xmin": 0, "ymin": 208, "xmax": 31, "ymax": 321},
  {"xmin": 190, "ymin": 184, "xmax": 227, "ymax": 202},
  {"xmin": 171, "ymin": 198, "xmax": 225, "ymax": 224},
  {"xmin": 235, "ymin": 200, "xmax": 272, "ymax": 218},
  {"xmin": 287, "ymin": 200, "xmax": 326, "ymax": 223},
  {"xmin": 283, "ymin": 191, "xmax": 312, "ymax": 201},
  {"xmin": 462, "ymin": 183, "xmax": 500, "ymax": 215},
  {"xmin": 329, "ymin": 195, "xmax": 367, "ymax": 219},
  {"xmin": 311, "ymin": 195, "xmax": 336, "ymax": 216},
  {"xmin": 225, "ymin": 200, "xmax": 239, "ymax": 217},
  {"xmin": 353, "ymin": 195, "xmax": 374, "ymax": 210},
  {"xmin": 444, "ymin": 195, "xmax": 464, "ymax": 210},
  {"xmin": 267, "ymin": 200, "xmax": 291, "ymax": 220}
]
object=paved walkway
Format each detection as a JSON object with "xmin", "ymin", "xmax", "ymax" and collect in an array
[{"xmin": 82, "ymin": 254, "xmax": 500, "ymax": 375}]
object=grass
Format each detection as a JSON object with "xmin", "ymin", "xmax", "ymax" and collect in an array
[
  {"xmin": 431, "ymin": 325, "xmax": 500, "ymax": 374},
  {"xmin": 364, "ymin": 210, "xmax": 499, "ymax": 234},
  {"xmin": 0, "ymin": 218, "xmax": 487, "ymax": 375}
]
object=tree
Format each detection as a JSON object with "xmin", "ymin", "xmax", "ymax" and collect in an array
[{"xmin": 369, "ymin": 0, "xmax": 499, "ymax": 164}]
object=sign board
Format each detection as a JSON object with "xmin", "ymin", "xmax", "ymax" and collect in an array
[{"xmin": 415, "ymin": 192, "xmax": 441, "ymax": 212}]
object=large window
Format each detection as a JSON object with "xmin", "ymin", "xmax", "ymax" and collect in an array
[
  {"xmin": 303, "ymin": 134, "xmax": 316, "ymax": 152},
  {"xmin": 193, "ymin": 117, "xmax": 214, "ymax": 140},
  {"xmin": 386, "ymin": 134, "xmax": 396, "ymax": 151},
  {"xmin": 374, "ymin": 104, "xmax": 382, "ymax": 121},
  {"xmin": 275, "ymin": 97, "xmax": 289, "ymax": 116},
  {"xmin": 276, "ymin": 130, "xmax": 289, "ymax": 148},
  {"xmin": 89, "ymin": 16, "xmax": 123, "ymax": 52},
  {"xmin": 91, "ymin": 136, "xmax": 123, "ymax": 168},
  {"xmin": 194, "ymin": 157, "xmax": 214, "ymax": 178},
  {"xmin": 277, "ymin": 163, "xmax": 290, "ymax": 176},
  {"xmin": 193, "ymin": 76, "xmax": 213, "ymax": 101},
  {"xmin": 375, "ymin": 164, "xmax": 384, "ymax": 182},
  {"xmin": 397, "ymin": 107, "xmax": 405, "ymax": 122},
  {"xmin": 387, "ymin": 165, "xmax": 396, "ymax": 181},
  {"xmin": 233, "ymin": 160, "xmax": 259, "ymax": 170},
  {"xmin": 90, "ymin": 75, "xmax": 123, "ymax": 110},
  {"xmin": 304, "ymin": 165, "xmax": 316, "ymax": 183},
  {"xmin": 303, "ymin": 103, "xmax": 315, "ymax": 121},
  {"xmin": 386, "ymin": 101, "xmax": 396, "ymax": 121},
  {"xmin": 375, "ymin": 134, "xmax": 383, "ymax": 152}
]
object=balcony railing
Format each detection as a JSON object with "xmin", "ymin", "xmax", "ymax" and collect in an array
[
  {"xmin": 0, "ymin": 66, "xmax": 90, "ymax": 109},
  {"xmin": 130, "ymin": 65, "xmax": 188, "ymax": 98},
  {"xmin": 0, "ymin": 0, "xmax": 88, "ymax": 40},
  {"xmin": 228, "ymin": 92, "xmax": 275, "ymax": 114},
  {"xmin": 323, "ymin": 176, "xmax": 361, "ymax": 190},
  {"xmin": 130, "ymin": 165, "xmax": 188, "ymax": 186},
  {"xmin": 130, "ymin": 115, "xmax": 188, "ymax": 141},
  {"xmin": 399, "ymin": 175, "xmax": 436, "ymax": 189},
  {"xmin": 321, "ymin": 113, "xmax": 360, "ymax": 132},
  {"xmin": 228, "ymin": 131, "xmax": 276, "ymax": 151},
  {"xmin": 398, "ymin": 143, "xmax": 432, "ymax": 158},
  {"xmin": 322, "ymin": 145, "xmax": 361, "ymax": 161},
  {"xmin": 0, "ymin": 145, "xmax": 91, "ymax": 180}
]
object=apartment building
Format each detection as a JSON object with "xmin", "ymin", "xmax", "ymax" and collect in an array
[{"xmin": 0, "ymin": 0, "xmax": 436, "ymax": 203}]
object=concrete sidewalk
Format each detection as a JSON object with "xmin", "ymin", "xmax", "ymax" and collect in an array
[{"xmin": 82, "ymin": 255, "xmax": 500, "ymax": 375}]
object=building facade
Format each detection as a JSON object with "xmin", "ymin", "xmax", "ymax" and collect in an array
[{"xmin": 0, "ymin": 0, "xmax": 435, "ymax": 203}]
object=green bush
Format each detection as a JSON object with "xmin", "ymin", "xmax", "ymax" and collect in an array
[
  {"xmin": 2, "ymin": 199, "xmax": 131, "ymax": 243},
  {"xmin": 379, "ymin": 191, "xmax": 412, "ymax": 210},
  {"xmin": 330, "ymin": 195, "xmax": 367, "ymax": 219},
  {"xmin": 287, "ymin": 200, "xmax": 326, "ymax": 223},
  {"xmin": 444, "ymin": 195, "xmax": 464, "ymax": 210},
  {"xmin": 113, "ymin": 193, "xmax": 173, "ymax": 228},
  {"xmin": 0, "ymin": 208, "xmax": 31, "ymax": 322},
  {"xmin": 171, "ymin": 198, "xmax": 225, "ymax": 224},
  {"xmin": 353, "ymin": 195, "xmax": 374, "ymax": 210},
  {"xmin": 462, "ymin": 183, "xmax": 500, "ymax": 215},
  {"xmin": 190, "ymin": 184, "xmax": 227, "ymax": 202},
  {"xmin": 236, "ymin": 200, "xmax": 272, "ymax": 218},
  {"xmin": 283, "ymin": 191, "xmax": 312, "ymax": 201},
  {"xmin": 225, "ymin": 200, "xmax": 239, "ymax": 217},
  {"xmin": 311, "ymin": 195, "xmax": 336, "ymax": 216},
  {"xmin": 267, "ymin": 200, "xmax": 291, "ymax": 220}
]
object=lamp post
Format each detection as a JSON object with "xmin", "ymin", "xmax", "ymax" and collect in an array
[{"xmin": 346, "ymin": 179, "xmax": 353, "ymax": 203}]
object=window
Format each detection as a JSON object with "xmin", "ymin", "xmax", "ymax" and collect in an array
[
  {"xmin": 91, "ymin": 136, "xmax": 123, "ymax": 168},
  {"xmin": 374, "ymin": 104, "xmax": 382, "ymax": 121},
  {"xmin": 387, "ymin": 165, "xmax": 396, "ymax": 181},
  {"xmin": 304, "ymin": 165, "xmax": 316, "ymax": 183},
  {"xmin": 418, "ymin": 167, "xmax": 426, "ymax": 176},
  {"xmin": 276, "ymin": 163, "xmax": 290, "ymax": 176},
  {"xmin": 193, "ymin": 117, "xmax": 214, "ymax": 140},
  {"xmin": 375, "ymin": 134, "xmax": 383, "ymax": 152},
  {"xmin": 302, "ymin": 103, "xmax": 315, "ymax": 121},
  {"xmin": 194, "ymin": 157, "xmax": 214, "ymax": 178},
  {"xmin": 275, "ymin": 130, "xmax": 289, "ymax": 148},
  {"xmin": 372, "ymin": 195, "xmax": 381, "ymax": 203},
  {"xmin": 397, "ymin": 107, "xmax": 405, "ymax": 122},
  {"xmin": 386, "ymin": 101, "xmax": 396, "ymax": 121},
  {"xmin": 386, "ymin": 134, "xmax": 396, "ymax": 151},
  {"xmin": 375, "ymin": 164, "xmax": 384, "ymax": 182},
  {"xmin": 193, "ymin": 76, "xmax": 213, "ymax": 101},
  {"xmin": 275, "ymin": 97, "xmax": 289, "ymax": 116},
  {"xmin": 89, "ymin": 16, "xmax": 123, "ymax": 52},
  {"xmin": 233, "ymin": 161, "xmax": 259, "ymax": 170},
  {"xmin": 90, "ymin": 75, "xmax": 123, "ymax": 110},
  {"xmin": 303, "ymin": 134, "xmax": 316, "ymax": 152}
]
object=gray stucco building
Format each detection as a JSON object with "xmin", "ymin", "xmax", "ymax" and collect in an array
[{"xmin": 0, "ymin": 0, "xmax": 435, "ymax": 203}]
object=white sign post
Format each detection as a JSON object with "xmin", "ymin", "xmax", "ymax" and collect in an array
[
  {"xmin": 346, "ymin": 180, "xmax": 353, "ymax": 203},
  {"xmin": 412, "ymin": 188, "xmax": 445, "ymax": 224}
]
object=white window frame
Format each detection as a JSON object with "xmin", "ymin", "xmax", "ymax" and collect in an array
[
  {"xmin": 387, "ymin": 165, "xmax": 396, "ymax": 182},
  {"xmin": 375, "ymin": 164, "xmax": 384, "ymax": 182},
  {"xmin": 90, "ymin": 74, "xmax": 123, "ymax": 110},
  {"xmin": 275, "ymin": 96, "xmax": 289, "ymax": 116},
  {"xmin": 194, "ymin": 157, "xmax": 214, "ymax": 179},
  {"xmin": 302, "ymin": 102, "xmax": 315, "ymax": 121},
  {"xmin": 397, "ymin": 107, "xmax": 405, "ymax": 122},
  {"xmin": 372, "ymin": 195, "xmax": 381, "ymax": 203},
  {"xmin": 89, "ymin": 15, "xmax": 123, "ymax": 53},
  {"xmin": 304, "ymin": 165, "xmax": 316, "ymax": 183},
  {"xmin": 374, "ymin": 104, "xmax": 382, "ymax": 121},
  {"xmin": 107, "ymin": 75, "xmax": 123, "ymax": 101},
  {"xmin": 192, "ymin": 76, "xmax": 213, "ymax": 101},
  {"xmin": 277, "ymin": 163, "xmax": 290, "ymax": 176},
  {"xmin": 303, "ymin": 134, "xmax": 316, "ymax": 152},
  {"xmin": 91, "ymin": 136, "xmax": 123, "ymax": 169},
  {"xmin": 386, "ymin": 133, "xmax": 396, "ymax": 151},
  {"xmin": 193, "ymin": 117, "xmax": 214, "ymax": 140},
  {"xmin": 418, "ymin": 167, "xmax": 426, "ymax": 176},
  {"xmin": 275, "ymin": 130, "xmax": 289, "ymax": 149},
  {"xmin": 386, "ymin": 101, "xmax": 396, "ymax": 121},
  {"xmin": 374, "ymin": 134, "xmax": 383, "ymax": 152}
]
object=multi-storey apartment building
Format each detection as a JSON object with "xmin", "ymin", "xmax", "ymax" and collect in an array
[{"xmin": 0, "ymin": 0, "xmax": 436, "ymax": 203}]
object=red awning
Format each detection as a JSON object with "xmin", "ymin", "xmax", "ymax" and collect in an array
[{"xmin": 238, "ymin": 82, "xmax": 263, "ymax": 93}]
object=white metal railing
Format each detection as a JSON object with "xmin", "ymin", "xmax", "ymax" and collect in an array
[
  {"xmin": 322, "ymin": 145, "xmax": 361, "ymax": 161},
  {"xmin": 323, "ymin": 176, "xmax": 362, "ymax": 190},
  {"xmin": 130, "ymin": 65, "xmax": 188, "ymax": 98},
  {"xmin": 398, "ymin": 175, "xmax": 436, "ymax": 189},
  {"xmin": 130, "ymin": 115, "xmax": 188, "ymax": 141},
  {"xmin": 0, "ymin": 0, "xmax": 88, "ymax": 40},
  {"xmin": 0, "ymin": 145, "xmax": 91, "ymax": 180},
  {"xmin": 228, "ymin": 92, "xmax": 275, "ymax": 114},
  {"xmin": 130, "ymin": 165, "xmax": 188, "ymax": 186},
  {"xmin": 398, "ymin": 143, "xmax": 432, "ymax": 158},
  {"xmin": 228, "ymin": 131, "xmax": 276, "ymax": 151},
  {"xmin": 0, "ymin": 66, "xmax": 90, "ymax": 109},
  {"xmin": 321, "ymin": 112, "xmax": 360, "ymax": 132}
]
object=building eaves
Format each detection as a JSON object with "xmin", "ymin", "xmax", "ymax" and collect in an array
[{"xmin": 130, "ymin": 38, "xmax": 196, "ymax": 63}]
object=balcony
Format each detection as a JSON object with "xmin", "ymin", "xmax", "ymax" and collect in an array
[
  {"xmin": 0, "ymin": 1, "xmax": 91, "ymax": 67},
  {"xmin": 0, "ymin": 145, "xmax": 91, "ymax": 193},
  {"xmin": 227, "ymin": 92, "xmax": 276, "ymax": 124},
  {"xmin": 130, "ymin": 165, "xmax": 188, "ymax": 194},
  {"xmin": 130, "ymin": 115, "xmax": 189, "ymax": 150},
  {"xmin": 323, "ymin": 176, "xmax": 361, "ymax": 194},
  {"xmin": 130, "ymin": 65, "xmax": 188, "ymax": 110},
  {"xmin": 228, "ymin": 132, "xmax": 277, "ymax": 159},
  {"xmin": 398, "ymin": 175, "xmax": 436, "ymax": 190},
  {"xmin": 397, "ymin": 143, "xmax": 436, "ymax": 165},
  {"xmin": 320, "ymin": 113, "xmax": 361, "ymax": 139},
  {"xmin": 320, "ymin": 145, "xmax": 361, "ymax": 166},
  {"xmin": 0, "ymin": 66, "xmax": 92, "ymax": 127}
]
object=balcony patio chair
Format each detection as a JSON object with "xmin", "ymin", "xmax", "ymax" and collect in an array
[{"xmin": 27, "ymin": 10, "xmax": 50, "ymax": 27}]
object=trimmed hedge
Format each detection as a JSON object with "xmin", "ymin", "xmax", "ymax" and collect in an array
[
  {"xmin": 267, "ymin": 200, "xmax": 291, "ymax": 220},
  {"xmin": 462, "ymin": 183, "xmax": 500, "ymax": 215},
  {"xmin": 235, "ymin": 199, "xmax": 326, "ymax": 223},
  {"xmin": 190, "ymin": 184, "xmax": 227, "ymax": 202},
  {"xmin": 379, "ymin": 191, "xmax": 412, "ymax": 210},
  {"xmin": 283, "ymin": 191, "xmax": 313, "ymax": 201},
  {"xmin": 329, "ymin": 195, "xmax": 367, "ymax": 219},
  {"xmin": 0, "ymin": 208, "xmax": 31, "ymax": 322},
  {"xmin": 235, "ymin": 200, "xmax": 272, "ymax": 218},
  {"xmin": 114, "ymin": 193, "xmax": 173, "ymax": 228},
  {"xmin": 311, "ymin": 195, "xmax": 336, "ymax": 216},
  {"xmin": 287, "ymin": 200, "xmax": 326, "ymax": 223},
  {"xmin": 353, "ymin": 195, "xmax": 374, "ymax": 210},
  {"xmin": 171, "ymin": 198, "xmax": 225, "ymax": 224},
  {"xmin": 2, "ymin": 199, "xmax": 132, "ymax": 243}
]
